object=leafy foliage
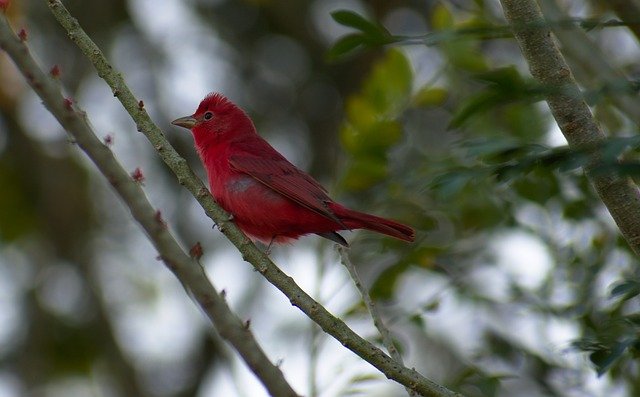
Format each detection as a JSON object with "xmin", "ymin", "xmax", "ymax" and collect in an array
[
  {"xmin": 339, "ymin": 48, "xmax": 412, "ymax": 191},
  {"xmin": 327, "ymin": 10, "xmax": 394, "ymax": 60}
]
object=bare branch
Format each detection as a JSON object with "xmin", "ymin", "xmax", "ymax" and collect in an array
[
  {"xmin": 40, "ymin": 0, "xmax": 463, "ymax": 395},
  {"xmin": 0, "ymin": 15, "xmax": 300, "ymax": 397},
  {"xmin": 499, "ymin": 0, "xmax": 640, "ymax": 257}
]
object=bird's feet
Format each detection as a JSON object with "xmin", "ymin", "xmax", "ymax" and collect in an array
[{"xmin": 265, "ymin": 236, "xmax": 276, "ymax": 256}]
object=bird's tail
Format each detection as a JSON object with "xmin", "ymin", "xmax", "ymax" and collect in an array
[{"xmin": 331, "ymin": 204, "xmax": 415, "ymax": 242}]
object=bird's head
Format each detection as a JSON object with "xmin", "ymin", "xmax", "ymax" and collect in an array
[{"xmin": 172, "ymin": 93, "xmax": 255, "ymax": 146}]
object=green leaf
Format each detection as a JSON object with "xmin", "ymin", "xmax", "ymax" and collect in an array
[
  {"xmin": 342, "ymin": 157, "xmax": 389, "ymax": 191},
  {"xmin": 431, "ymin": 3, "xmax": 454, "ymax": 30},
  {"xmin": 449, "ymin": 91, "xmax": 502, "ymax": 128},
  {"xmin": 413, "ymin": 86, "xmax": 448, "ymax": 107},
  {"xmin": 338, "ymin": 49, "xmax": 413, "ymax": 191},
  {"xmin": 448, "ymin": 68, "xmax": 545, "ymax": 129},
  {"xmin": 590, "ymin": 339, "xmax": 634, "ymax": 376},
  {"xmin": 362, "ymin": 49, "xmax": 413, "ymax": 116},
  {"xmin": 341, "ymin": 120, "xmax": 403, "ymax": 156},
  {"xmin": 409, "ymin": 313, "xmax": 425, "ymax": 329},
  {"xmin": 430, "ymin": 169, "xmax": 483, "ymax": 197},
  {"xmin": 331, "ymin": 10, "xmax": 387, "ymax": 37},
  {"xmin": 328, "ymin": 11, "xmax": 395, "ymax": 60},
  {"xmin": 563, "ymin": 199, "xmax": 594, "ymax": 220},
  {"xmin": 344, "ymin": 96, "xmax": 377, "ymax": 130},
  {"xmin": 475, "ymin": 66, "xmax": 525, "ymax": 86},
  {"xmin": 327, "ymin": 33, "xmax": 367, "ymax": 60},
  {"xmin": 512, "ymin": 170, "xmax": 560, "ymax": 204},
  {"xmin": 611, "ymin": 280, "xmax": 640, "ymax": 301},
  {"xmin": 462, "ymin": 138, "xmax": 522, "ymax": 158}
]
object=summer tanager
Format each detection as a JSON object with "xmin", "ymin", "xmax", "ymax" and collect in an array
[{"xmin": 172, "ymin": 93, "xmax": 414, "ymax": 246}]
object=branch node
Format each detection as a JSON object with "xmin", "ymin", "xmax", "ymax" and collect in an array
[
  {"xmin": 131, "ymin": 167, "xmax": 145, "ymax": 184},
  {"xmin": 63, "ymin": 97, "xmax": 73, "ymax": 111},
  {"xmin": 189, "ymin": 241, "xmax": 203, "ymax": 260},
  {"xmin": 197, "ymin": 187, "xmax": 210, "ymax": 198},
  {"xmin": 49, "ymin": 64, "xmax": 60, "ymax": 78},
  {"xmin": 154, "ymin": 210, "xmax": 167, "ymax": 228}
]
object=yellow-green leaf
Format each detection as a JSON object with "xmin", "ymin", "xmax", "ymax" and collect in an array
[
  {"xmin": 413, "ymin": 87, "xmax": 448, "ymax": 107},
  {"xmin": 431, "ymin": 3, "xmax": 454, "ymax": 31},
  {"xmin": 342, "ymin": 157, "xmax": 389, "ymax": 191},
  {"xmin": 363, "ymin": 49, "xmax": 413, "ymax": 116}
]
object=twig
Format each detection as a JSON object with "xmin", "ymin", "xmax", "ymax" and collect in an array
[
  {"xmin": 608, "ymin": 0, "xmax": 640, "ymax": 43},
  {"xmin": 0, "ymin": 15, "xmax": 300, "ymax": 397},
  {"xmin": 338, "ymin": 247, "xmax": 403, "ymax": 362},
  {"xmin": 42, "ymin": 1, "xmax": 463, "ymax": 396},
  {"xmin": 338, "ymin": 246, "xmax": 418, "ymax": 397},
  {"xmin": 309, "ymin": 240, "xmax": 326, "ymax": 397},
  {"xmin": 500, "ymin": 0, "xmax": 640, "ymax": 257}
]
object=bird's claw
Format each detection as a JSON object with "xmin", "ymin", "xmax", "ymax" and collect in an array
[{"xmin": 265, "ymin": 236, "xmax": 276, "ymax": 256}]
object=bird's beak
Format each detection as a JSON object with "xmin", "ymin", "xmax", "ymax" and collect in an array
[{"xmin": 171, "ymin": 116, "xmax": 197, "ymax": 129}]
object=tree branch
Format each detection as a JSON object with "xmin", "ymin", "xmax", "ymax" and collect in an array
[
  {"xmin": 338, "ymin": 246, "xmax": 418, "ymax": 397},
  {"xmin": 41, "ymin": 1, "xmax": 462, "ymax": 396},
  {"xmin": 0, "ymin": 14, "xmax": 300, "ymax": 397},
  {"xmin": 499, "ymin": 0, "xmax": 640, "ymax": 257}
]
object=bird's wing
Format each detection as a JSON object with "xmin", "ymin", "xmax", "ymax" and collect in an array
[{"xmin": 228, "ymin": 141, "xmax": 345, "ymax": 227}]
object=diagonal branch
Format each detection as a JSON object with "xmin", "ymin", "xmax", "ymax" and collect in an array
[
  {"xmin": 0, "ymin": 15, "xmax": 300, "ymax": 397},
  {"xmin": 499, "ymin": 0, "xmax": 640, "ymax": 257},
  {"xmin": 42, "ymin": 1, "xmax": 462, "ymax": 396}
]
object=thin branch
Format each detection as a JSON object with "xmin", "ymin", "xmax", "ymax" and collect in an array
[
  {"xmin": 0, "ymin": 15, "xmax": 300, "ymax": 397},
  {"xmin": 42, "ymin": 1, "xmax": 463, "ymax": 396},
  {"xmin": 309, "ymin": 241, "xmax": 327, "ymax": 397},
  {"xmin": 498, "ymin": 0, "xmax": 640, "ymax": 256},
  {"xmin": 338, "ymin": 247, "xmax": 403, "ymax": 363},
  {"xmin": 608, "ymin": 0, "xmax": 640, "ymax": 43},
  {"xmin": 338, "ymin": 246, "xmax": 418, "ymax": 397}
]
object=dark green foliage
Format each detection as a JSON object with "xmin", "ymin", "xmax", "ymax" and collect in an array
[{"xmin": 327, "ymin": 10, "xmax": 394, "ymax": 60}]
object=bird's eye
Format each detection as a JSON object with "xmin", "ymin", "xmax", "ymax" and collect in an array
[{"xmin": 203, "ymin": 111, "xmax": 214, "ymax": 121}]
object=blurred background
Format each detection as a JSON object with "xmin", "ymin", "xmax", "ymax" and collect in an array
[{"xmin": 2, "ymin": 0, "xmax": 640, "ymax": 396}]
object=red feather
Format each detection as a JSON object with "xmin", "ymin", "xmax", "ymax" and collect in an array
[{"xmin": 173, "ymin": 93, "xmax": 415, "ymax": 246}]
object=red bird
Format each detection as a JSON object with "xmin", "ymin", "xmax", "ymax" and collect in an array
[{"xmin": 172, "ymin": 93, "xmax": 414, "ymax": 247}]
